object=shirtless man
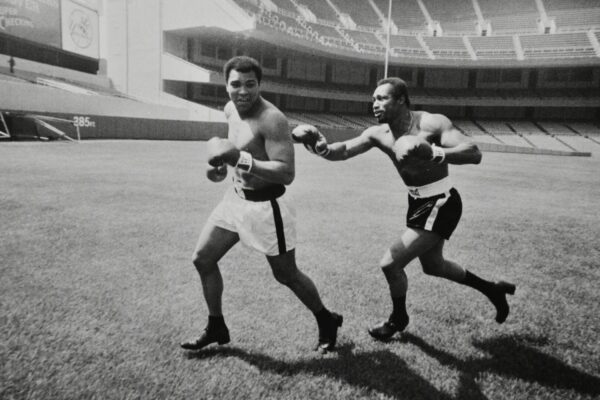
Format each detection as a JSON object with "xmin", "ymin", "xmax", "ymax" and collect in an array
[
  {"xmin": 292, "ymin": 77, "xmax": 515, "ymax": 340},
  {"xmin": 180, "ymin": 56, "xmax": 342, "ymax": 353}
]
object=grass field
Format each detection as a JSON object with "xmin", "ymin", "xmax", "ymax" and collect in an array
[{"xmin": 1, "ymin": 140, "xmax": 599, "ymax": 400}]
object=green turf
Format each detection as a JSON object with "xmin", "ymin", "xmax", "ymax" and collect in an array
[{"xmin": 1, "ymin": 140, "xmax": 599, "ymax": 400}]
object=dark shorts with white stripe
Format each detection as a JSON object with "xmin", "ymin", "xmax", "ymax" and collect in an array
[{"xmin": 406, "ymin": 187, "xmax": 462, "ymax": 240}]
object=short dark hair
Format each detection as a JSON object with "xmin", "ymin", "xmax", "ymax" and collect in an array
[
  {"xmin": 223, "ymin": 56, "xmax": 263, "ymax": 84},
  {"xmin": 376, "ymin": 77, "xmax": 410, "ymax": 107}
]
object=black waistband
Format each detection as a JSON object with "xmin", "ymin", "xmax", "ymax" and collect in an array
[{"xmin": 235, "ymin": 184, "xmax": 286, "ymax": 202}]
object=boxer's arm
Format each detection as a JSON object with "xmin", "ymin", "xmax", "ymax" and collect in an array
[
  {"xmin": 424, "ymin": 114, "xmax": 482, "ymax": 165},
  {"xmin": 245, "ymin": 112, "xmax": 295, "ymax": 185},
  {"xmin": 323, "ymin": 130, "xmax": 375, "ymax": 161},
  {"xmin": 292, "ymin": 125, "xmax": 376, "ymax": 161}
]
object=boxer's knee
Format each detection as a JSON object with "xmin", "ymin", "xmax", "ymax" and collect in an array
[{"xmin": 192, "ymin": 249, "xmax": 218, "ymax": 276}]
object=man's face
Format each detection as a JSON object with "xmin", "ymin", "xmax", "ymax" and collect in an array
[
  {"xmin": 372, "ymin": 83, "xmax": 401, "ymax": 124},
  {"xmin": 226, "ymin": 69, "xmax": 260, "ymax": 113}
]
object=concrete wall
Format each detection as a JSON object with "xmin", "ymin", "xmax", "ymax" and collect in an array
[
  {"xmin": 0, "ymin": 80, "xmax": 190, "ymax": 120},
  {"xmin": 4, "ymin": 111, "xmax": 227, "ymax": 140}
]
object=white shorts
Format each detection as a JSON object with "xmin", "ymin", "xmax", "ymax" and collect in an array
[{"xmin": 207, "ymin": 186, "xmax": 296, "ymax": 256}]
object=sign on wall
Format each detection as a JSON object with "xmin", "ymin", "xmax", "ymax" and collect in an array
[
  {"xmin": 0, "ymin": 0, "xmax": 61, "ymax": 47},
  {"xmin": 61, "ymin": 0, "xmax": 99, "ymax": 58}
]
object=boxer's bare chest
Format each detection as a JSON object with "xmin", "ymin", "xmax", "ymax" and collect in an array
[
  {"xmin": 228, "ymin": 118, "xmax": 268, "ymax": 160},
  {"xmin": 374, "ymin": 125, "xmax": 447, "ymax": 186}
]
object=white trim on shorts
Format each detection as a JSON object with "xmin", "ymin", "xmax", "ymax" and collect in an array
[{"xmin": 407, "ymin": 176, "xmax": 452, "ymax": 198}]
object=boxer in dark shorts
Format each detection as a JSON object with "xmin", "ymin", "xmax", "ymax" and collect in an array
[
  {"xmin": 406, "ymin": 182, "xmax": 462, "ymax": 240},
  {"xmin": 292, "ymin": 77, "xmax": 516, "ymax": 340}
]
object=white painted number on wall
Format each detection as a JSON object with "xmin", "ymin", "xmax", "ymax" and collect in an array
[{"xmin": 73, "ymin": 116, "xmax": 96, "ymax": 128}]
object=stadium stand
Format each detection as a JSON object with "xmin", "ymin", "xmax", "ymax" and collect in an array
[
  {"xmin": 478, "ymin": 0, "xmax": 538, "ymax": 16},
  {"xmin": 510, "ymin": 120, "xmax": 574, "ymax": 151},
  {"xmin": 372, "ymin": 0, "xmax": 427, "ymax": 33},
  {"xmin": 389, "ymin": 35, "xmax": 430, "ymax": 58},
  {"xmin": 304, "ymin": 21, "xmax": 350, "ymax": 49},
  {"xmin": 488, "ymin": 13, "xmax": 540, "ymax": 35},
  {"xmin": 270, "ymin": 0, "xmax": 297, "ymax": 13},
  {"xmin": 422, "ymin": 36, "xmax": 472, "ymax": 60},
  {"xmin": 468, "ymin": 35, "xmax": 517, "ymax": 59},
  {"xmin": 343, "ymin": 29, "xmax": 385, "ymax": 54},
  {"xmin": 329, "ymin": 0, "xmax": 381, "ymax": 29},
  {"xmin": 549, "ymin": 8, "xmax": 600, "ymax": 32},
  {"xmin": 568, "ymin": 122, "xmax": 600, "ymax": 136},
  {"xmin": 296, "ymin": 0, "xmax": 338, "ymax": 22},
  {"xmin": 520, "ymin": 32, "xmax": 596, "ymax": 59},
  {"xmin": 422, "ymin": 0, "xmax": 478, "ymax": 35},
  {"xmin": 555, "ymin": 133, "xmax": 598, "ymax": 151},
  {"xmin": 538, "ymin": 121, "xmax": 576, "ymax": 135},
  {"xmin": 4, "ymin": 0, "xmax": 596, "ymax": 152}
]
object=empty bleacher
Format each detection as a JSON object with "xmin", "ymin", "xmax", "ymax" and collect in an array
[
  {"xmin": 341, "ymin": 115, "xmax": 377, "ymax": 128},
  {"xmin": 555, "ymin": 133, "xmax": 598, "ymax": 151},
  {"xmin": 372, "ymin": 0, "xmax": 427, "ymax": 32},
  {"xmin": 231, "ymin": 0, "xmax": 600, "ymax": 63},
  {"xmin": 538, "ymin": 121, "xmax": 576, "ymax": 135},
  {"xmin": 440, "ymin": 20, "xmax": 479, "ymax": 36},
  {"xmin": 475, "ymin": 120, "xmax": 531, "ymax": 147},
  {"xmin": 423, "ymin": 0, "xmax": 478, "ymax": 35},
  {"xmin": 389, "ymin": 35, "xmax": 429, "ymax": 58},
  {"xmin": 453, "ymin": 119, "xmax": 484, "ymax": 135},
  {"xmin": 305, "ymin": 22, "xmax": 349, "ymax": 48},
  {"xmin": 423, "ymin": 0, "xmax": 476, "ymax": 21},
  {"xmin": 548, "ymin": 8, "xmax": 600, "ymax": 32},
  {"xmin": 520, "ymin": 32, "xmax": 596, "ymax": 59},
  {"xmin": 296, "ymin": 0, "xmax": 338, "ymax": 22},
  {"xmin": 329, "ymin": 0, "xmax": 380, "ymax": 28},
  {"xmin": 478, "ymin": 0, "xmax": 538, "ymax": 16},
  {"xmin": 454, "ymin": 119, "xmax": 503, "ymax": 144},
  {"xmin": 343, "ymin": 29, "xmax": 385, "ymax": 53},
  {"xmin": 422, "ymin": 36, "xmax": 471, "ymax": 59},
  {"xmin": 270, "ymin": 0, "xmax": 297, "ymax": 13},
  {"xmin": 530, "ymin": 121, "xmax": 589, "ymax": 151},
  {"xmin": 256, "ymin": 11, "xmax": 308, "ymax": 39},
  {"xmin": 507, "ymin": 121, "xmax": 571, "ymax": 151},
  {"xmin": 489, "ymin": 13, "xmax": 540, "ymax": 35},
  {"xmin": 468, "ymin": 35, "xmax": 517, "ymax": 59},
  {"xmin": 544, "ymin": 0, "xmax": 599, "ymax": 11},
  {"xmin": 567, "ymin": 122, "xmax": 600, "ymax": 136}
]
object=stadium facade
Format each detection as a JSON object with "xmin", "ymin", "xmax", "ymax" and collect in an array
[{"xmin": 0, "ymin": 0, "xmax": 599, "ymax": 151}]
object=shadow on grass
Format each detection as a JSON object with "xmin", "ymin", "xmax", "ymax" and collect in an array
[
  {"xmin": 400, "ymin": 332, "xmax": 600, "ymax": 398},
  {"xmin": 188, "ymin": 343, "xmax": 462, "ymax": 400},
  {"xmin": 185, "ymin": 333, "xmax": 600, "ymax": 399}
]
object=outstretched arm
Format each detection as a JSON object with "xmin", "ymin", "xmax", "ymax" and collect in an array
[{"xmin": 291, "ymin": 124, "xmax": 375, "ymax": 161}]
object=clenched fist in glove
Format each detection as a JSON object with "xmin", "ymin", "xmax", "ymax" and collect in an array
[
  {"xmin": 206, "ymin": 137, "xmax": 241, "ymax": 167},
  {"xmin": 291, "ymin": 124, "xmax": 330, "ymax": 157},
  {"xmin": 393, "ymin": 136, "xmax": 435, "ymax": 165},
  {"xmin": 206, "ymin": 164, "xmax": 228, "ymax": 182}
]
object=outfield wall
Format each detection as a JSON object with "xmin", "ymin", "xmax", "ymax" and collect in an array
[
  {"xmin": 3, "ymin": 112, "xmax": 227, "ymax": 141},
  {"xmin": 2, "ymin": 113, "xmax": 591, "ymax": 156}
]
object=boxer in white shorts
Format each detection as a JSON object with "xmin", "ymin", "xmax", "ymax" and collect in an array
[
  {"xmin": 180, "ymin": 56, "xmax": 342, "ymax": 353},
  {"xmin": 207, "ymin": 183, "xmax": 296, "ymax": 257},
  {"xmin": 293, "ymin": 77, "xmax": 515, "ymax": 341}
]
